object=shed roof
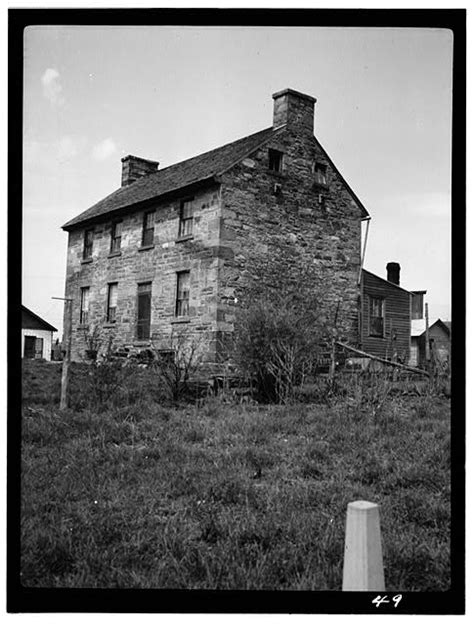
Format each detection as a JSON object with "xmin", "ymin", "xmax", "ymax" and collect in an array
[{"xmin": 22, "ymin": 305, "xmax": 57, "ymax": 332}]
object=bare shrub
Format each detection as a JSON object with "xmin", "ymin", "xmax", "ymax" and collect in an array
[{"xmin": 151, "ymin": 327, "xmax": 207, "ymax": 402}]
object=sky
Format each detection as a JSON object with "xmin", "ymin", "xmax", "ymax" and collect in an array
[{"xmin": 22, "ymin": 25, "xmax": 453, "ymax": 337}]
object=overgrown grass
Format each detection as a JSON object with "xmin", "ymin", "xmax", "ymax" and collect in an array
[{"xmin": 21, "ymin": 360, "xmax": 450, "ymax": 590}]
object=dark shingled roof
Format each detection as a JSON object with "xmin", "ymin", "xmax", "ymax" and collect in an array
[
  {"xmin": 63, "ymin": 121, "xmax": 370, "ymax": 230},
  {"xmin": 62, "ymin": 126, "xmax": 279, "ymax": 230}
]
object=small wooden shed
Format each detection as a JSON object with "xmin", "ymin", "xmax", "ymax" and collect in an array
[
  {"xmin": 360, "ymin": 266, "xmax": 412, "ymax": 363},
  {"xmin": 21, "ymin": 305, "xmax": 57, "ymax": 361}
]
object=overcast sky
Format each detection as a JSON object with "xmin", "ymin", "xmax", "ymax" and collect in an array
[{"xmin": 22, "ymin": 25, "xmax": 452, "ymax": 336}]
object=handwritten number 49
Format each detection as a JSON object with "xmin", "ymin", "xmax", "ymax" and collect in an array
[{"xmin": 372, "ymin": 595, "xmax": 402, "ymax": 608}]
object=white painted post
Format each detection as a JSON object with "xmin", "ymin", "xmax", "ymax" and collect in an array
[{"xmin": 342, "ymin": 500, "xmax": 385, "ymax": 591}]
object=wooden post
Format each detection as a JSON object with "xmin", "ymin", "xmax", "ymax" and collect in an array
[
  {"xmin": 54, "ymin": 296, "xmax": 73, "ymax": 410},
  {"xmin": 425, "ymin": 302, "xmax": 430, "ymax": 364},
  {"xmin": 342, "ymin": 500, "xmax": 385, "ymax": 591}
]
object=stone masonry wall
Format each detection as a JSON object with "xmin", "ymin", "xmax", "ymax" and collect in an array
[
  {"xmin": 216, "ymin": 124, "xmax": 362, "ymax": 358},
  {"xmin": 65, "ymin": 184, "xmax": 222, "ymax": 362}
]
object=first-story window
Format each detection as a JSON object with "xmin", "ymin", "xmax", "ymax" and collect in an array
[
  {"xmin": 369, "ymin": 296, "xmax": 384, "ymax": 337},
  {"xmin": 80, "ymin": 287, "xmax": 90, "ymax": 325},
  {"xmin": 107, "ymin": 283, "xmax": 118, "ymax": 323},
  {"xmin": 110, "ymin": 221, "xmax": 122, "ymax": 253},
  {"xmin": 83, "ymin": 228, "xmax": 94, "ymax": 259},
  {"xmin": 175, "ymin": 271, "xmax": 190, "ymax": 317},
  {"xmin": 142, "ymin": 211, "xmax": 155, "ymax": 246},
  {"xmin": 179, "ymin": 199, "xmax": 194, "ymax": 238},
  {"xmin": 137, "ymin": 282, "xmax": 152, "ymax": 340}
]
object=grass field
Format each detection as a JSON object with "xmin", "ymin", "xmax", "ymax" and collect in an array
[{"xmin": 21, "ymin": 359, "xmax": 451, "ymax": 590}]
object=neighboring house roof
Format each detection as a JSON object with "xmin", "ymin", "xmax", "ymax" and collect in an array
[
  {"xmin": 62, "ymin": 126, "xmax": 279, "ymax": 230},
  {"xmin": 361, "ymin": 269, "xmax": 412, "ymax": 294},
  {"xmin": 411, "ymin": 318, "xmax": 451, "ymax": 338},
  {"xmin": 443, "ymin": 320, "xmax": 452, "ymax": 335},
  {"xmin": 63, "ymin": 122, "xmax": 370, "ymax": 231},
  {"xmin": 22, "ymin": 305, "xmax": 57, "ymax": 332}
]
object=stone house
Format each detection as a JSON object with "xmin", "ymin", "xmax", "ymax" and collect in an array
[
  {"xmin": 62, "ymin": 88, "xmax": 370, "ymax": 366},
  {"xmin": 22, "ymin": 305, "xmax": 57, "ymax": 361}
]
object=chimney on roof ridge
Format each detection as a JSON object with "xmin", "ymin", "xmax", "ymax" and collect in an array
[
  {"xmin": 386, "ymin": 262, "xmax": 401, "ymax": 286},
  {"xmin": 272, "ymin": 88, "xmax": 316, "ymax": 132},
  {"xmin": 121, "ymin": 155, "xmax": 159, "ymax": 187}
]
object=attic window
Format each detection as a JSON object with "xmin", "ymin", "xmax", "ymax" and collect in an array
[
  {"xmin": 313, "ymin": 162, "xmax": 327, "ymax": 186},
  {"xmin": 268, "ymin": 149, "xmax": 283, "ymax": 172}
]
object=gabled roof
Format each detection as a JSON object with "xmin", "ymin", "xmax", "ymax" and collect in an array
[
  {"xmin": 62, "ymin": 126, "xmax": 280, "ymax": 230},
  {"xmin": 62, "ymin": 120, "xmax": 371, "ymax": 231},
  {"xmin": 411, "ymin": 318, "xmax": 451, "ymax": 338},
  {"xmin": 22, "ymin": 305, "xmax": 57, "ymax": 332}
]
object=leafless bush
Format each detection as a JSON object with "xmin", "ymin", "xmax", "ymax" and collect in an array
[{"xmin": 151, "ymin": 327, "xmax": 207, "ymax": 402}]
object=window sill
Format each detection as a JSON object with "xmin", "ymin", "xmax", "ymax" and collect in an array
[
  {"xmin": 175, "ymin": 235, "xmax": 194, "ymax": 243},
  {"xmin": 81, "ymin": 258, "xmax": 93, "ymax": 264},
  {"xmin": 313, "ymin": 182, "xmax": 329, "ymax": 191},
  {"xmin": 139, "ymin": 244, "xmax": 155, "ymax": 252},
  {"xmin": 268, "ymin": 170, "xmax": 285, "ymax": 178},
  {"xmin": 103, "ymin": 323, "xmax": 117, "ymax": 328},
  {"xmin": 77, "ymin": 324, "xmax": 89, "ymax": 329},
  {"xmin": 133, "ymin": 339, "xmax": 152, "ymax": 346},
  {"xmin": 108, "ymin": 251, "xmax": 122, "ymax": 258},
  {"xmin": 171, "ymin": 317, "xmax": 190, "ymax": 324}
]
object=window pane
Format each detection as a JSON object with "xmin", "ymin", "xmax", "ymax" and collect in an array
[
  {"xmin": 145, "ymin": 212, "xmax": 155, "ymax": 229},
  {"xmin": 137, "ymin": 283, "xmax": 152, "ymax": 339},
  {"xmin": 109, "ymin": 284, "xmax": 118, "ymax": 307},
  {"xmin": 182, "ymin": 200, "xmax": 193, "ymax": 219},
  {"xmin": 176, "ymin": 272, "xmax": 190, "ymax": 316}
]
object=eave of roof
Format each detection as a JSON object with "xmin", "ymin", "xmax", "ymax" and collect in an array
[
  {"xmin": 362, "ymin": 269, "xmax": 412, "ymax": 294},
  {"xmin": 313, "ymin": 136, "xmax": 370, "ymax": 219}
]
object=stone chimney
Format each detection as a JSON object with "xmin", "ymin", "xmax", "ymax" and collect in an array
[
  {"xmin": 386, "ymin": 262, "xmax": 401, "ymax": 286},
  {"xmin": 121, "ymin": 155, "xmax": 159, "ymax": 187},
  {"xmin": 272, "ymin": 88, "xmax": 316, "ymax": 133}
]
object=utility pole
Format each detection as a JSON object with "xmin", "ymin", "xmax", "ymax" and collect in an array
[
  {"xmin": 425, "ymin": 302, "xmax": 430, "ymax": 370},
  {"xmin": 52, "ymin": 296, "xmax": 73, "ymax": 410}
]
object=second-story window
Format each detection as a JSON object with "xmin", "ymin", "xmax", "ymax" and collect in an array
[
  {"xmin": 80, "ymin": 287, "xmax": 90, "ymax": 325},
  {"xmin": 83, "ymin": 228, "xmax": 94, "ymax": 259},
  {"xmin": 107, "ymin": 282, "xmax": 118, "ymax": 323},
  {"xmin": 142, "ymin": 211, "xmax": 155, "ymax": 247},
  {"xmin": 179, "ymin": 199, "xmax": 194, "ymax": 238},
  {"xmin": 110, "ymin": 221, "xmax": 122, "ymax": 253}
]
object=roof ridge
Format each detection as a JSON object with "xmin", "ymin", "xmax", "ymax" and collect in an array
[{"xmin": 154, "ymin": 125, "xmax": 275, "ymax": 177}]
